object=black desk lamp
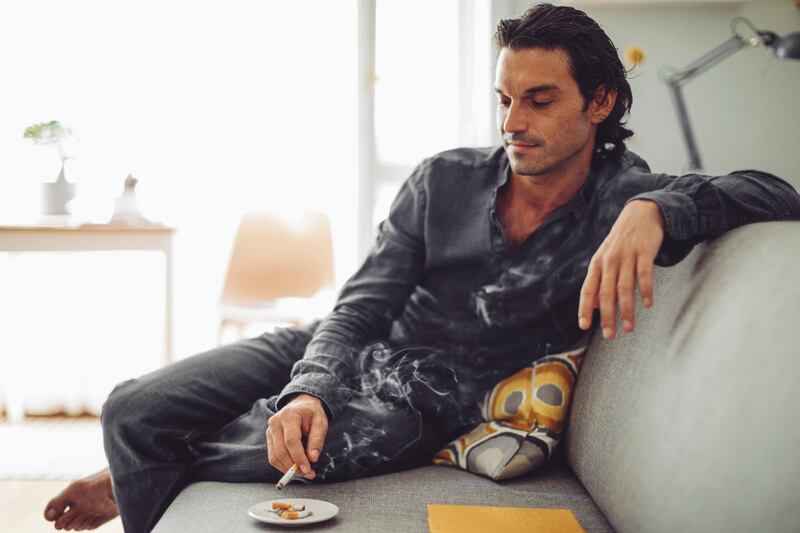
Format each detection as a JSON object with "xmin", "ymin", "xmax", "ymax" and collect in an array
[{"xmin": 660, "ymin": 18, "xmax": 800, "ymax": 172}]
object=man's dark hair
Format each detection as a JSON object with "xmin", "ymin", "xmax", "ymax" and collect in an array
[{"xmin": 495, "ymin": 3, "xmax": 634, "ymax": 161}]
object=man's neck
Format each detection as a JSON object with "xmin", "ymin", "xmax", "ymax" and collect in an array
[{"xmin": 504, "ymin": 156, "xmax": 591, "ymax": 216}]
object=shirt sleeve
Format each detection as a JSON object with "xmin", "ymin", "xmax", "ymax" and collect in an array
[
  {"xmin": 623, "ymin": 169, "xmax": 800, "ymax": 267},
  {"xmin": 275, "ymin": 161, "xmax": 429, "ymax": 419}
]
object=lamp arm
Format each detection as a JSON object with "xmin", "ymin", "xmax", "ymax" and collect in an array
[
  {"xmin": 664, "ymin": 35, "xmax": 746, "ymax": 84},
  {"xmin": 661, "ymin": 35, "xmax": 747, "ymax": 172},
  {"xmin": 665, "ymin": 82, "xmax": 703, "ymax": 171}
]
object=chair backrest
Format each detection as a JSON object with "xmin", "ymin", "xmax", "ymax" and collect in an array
[{"xmin": 220, "ymin": 210, "xmax": 334, "ymax": 305}]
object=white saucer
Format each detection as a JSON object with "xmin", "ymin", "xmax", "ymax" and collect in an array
[{"xmin": 248, "ymin": 498, "xmax": 339, "ymax": 527}]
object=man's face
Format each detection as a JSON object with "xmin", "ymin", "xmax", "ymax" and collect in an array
[{"xmin": 495, "ymin": 46, "xmax": 602, "ymax": 178}]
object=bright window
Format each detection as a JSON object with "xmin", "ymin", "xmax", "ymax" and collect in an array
[{"xmin": 0, "ymin": 0, "xmax": 358, "ymax": 414}]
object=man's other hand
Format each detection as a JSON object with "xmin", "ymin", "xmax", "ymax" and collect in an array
[
  {"xmin": 577, "ymin": 199, "xmax": 665, "ymax": 340},
  {"xmin": 266, "ymin": 393, "xmax": 328, "ymax": 480}
]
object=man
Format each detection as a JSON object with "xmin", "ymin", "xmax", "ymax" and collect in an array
[{"xmin": 45, "ymin": 3, "xmax": 800, "ymax": 532}]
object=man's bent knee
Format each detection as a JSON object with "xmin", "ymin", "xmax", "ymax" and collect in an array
[{"xmin": 100, "ymin": 378, "xmax": 150, "ymax": 431}]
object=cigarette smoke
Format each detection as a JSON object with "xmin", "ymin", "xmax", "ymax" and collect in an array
[
  {"xmin": 311, "ymin": 342, "xmax": 487, "ymax": 482},
  {"xmin": 306, "ymin": 165, "xmax": 625, "ymax": 481}
]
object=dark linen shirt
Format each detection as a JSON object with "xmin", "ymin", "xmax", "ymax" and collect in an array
[{"xmin": 277, "ymin": 146, "xmax": 800, "ymax": 419}]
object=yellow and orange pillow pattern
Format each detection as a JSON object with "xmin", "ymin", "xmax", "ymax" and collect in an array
[{"xmin": 433, "ymin": 345, "xmax": 586, "ymax": 480}]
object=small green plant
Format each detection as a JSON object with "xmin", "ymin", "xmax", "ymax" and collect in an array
[{"xmin": 23, "ymin": 120, "xmax": 73, "ymax": 162}]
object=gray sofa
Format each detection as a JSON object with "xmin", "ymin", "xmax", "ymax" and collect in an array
[{"xmin": 154, "ymin": 222, "xmax": 800, "ymax": 532}]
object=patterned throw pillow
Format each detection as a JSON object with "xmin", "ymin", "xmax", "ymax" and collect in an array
[{"xmin": 433, "ymin": 345, "xmax": 586, "ymax": 480}]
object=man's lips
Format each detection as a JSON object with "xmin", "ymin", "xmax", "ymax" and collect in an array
[{"xmin": 508, "ymin": 142, "xmax": 540, "ymax": 152}]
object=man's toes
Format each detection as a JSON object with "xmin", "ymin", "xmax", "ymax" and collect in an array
[
  {"xmin": 63, "ymin": 513, "xmax": 81, "ymax": 531},
  {"xmin": 44, "ymin": 494, "xmax": 70, "ymax": 522},
  {"xmin": 54, "ymin": 508, "xmax": 78, "ymax": 530},
  {"xmin": 82, "ymin": 515, "xmax": 102, "ymax": 531},
  {"xmin": 70, "ymin": 516, "xmax": 89, "ymax": 531}
]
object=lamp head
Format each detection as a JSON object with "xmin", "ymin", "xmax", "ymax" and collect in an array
[{"xmin": 758, "ymin": 30, "xmax": 800, "ymax": 60}]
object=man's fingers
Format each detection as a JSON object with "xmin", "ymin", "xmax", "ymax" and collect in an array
[
  {"xmin": 267, "ymin": 426, "xmax": 289, "ymax": 473},
  {"xmin": 306, "ymin": 412, "xmax": 328, "ymax": 463},
  {"xmin": 637, "ymin": 255, "xmax": 654, "ymax": 308},
  {"xmin": 617, "ymin": 258, "xmax": 636, "ymax": 333},
  {"xmin": 578, "ymin": 261, "xmax": 601, "ymax": 329},
  {"xmin": 269, "ymin": 422, "xmax": 293, "ymax": 472},
  {"xmin": 266, "ymin": 426, "xmax": 276, "ymax": 470},
  {"xmin": 282, "ymin": 417, "xmax": 314, "ymax": 478},
  {"xmin": 598, "ymin": 258, "xmax": 619, "ymax": 339}
]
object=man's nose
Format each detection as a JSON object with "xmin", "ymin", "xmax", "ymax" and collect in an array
[{"xmin": 502, "ymin": 101, "xmax": 527, "ymax": 134}]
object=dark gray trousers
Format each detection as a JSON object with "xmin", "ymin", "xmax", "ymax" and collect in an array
[{"xmin": 100, "ymin": 321, "xmax": 479, "ymax": 533}]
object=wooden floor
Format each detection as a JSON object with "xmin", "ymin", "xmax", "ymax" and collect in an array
[
  {"xmin": 0, "ymin": 415, "xmax": 122, "ymax": 532},
  {"xmin": 0, "ymin": 480, "xmax": 124, "ymax": 533}
]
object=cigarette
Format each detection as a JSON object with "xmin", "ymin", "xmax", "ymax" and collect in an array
[{"xmin": 275, "ymin": 464, "xmax": 298, "ymax": 490}]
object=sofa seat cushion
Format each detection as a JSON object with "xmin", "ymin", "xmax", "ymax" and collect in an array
[{"xmin": 153, "ymin": 450, "xmax": 613, "ymax": 532}]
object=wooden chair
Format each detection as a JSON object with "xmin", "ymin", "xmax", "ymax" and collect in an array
[{"xmin": 218, "ymin": 210, "xmax": 335, "ymax": 343}]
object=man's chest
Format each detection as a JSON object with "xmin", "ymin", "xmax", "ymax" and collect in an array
[{"xmin": 498, "ymin": 202, "xmax": 548, "ymax": 251}]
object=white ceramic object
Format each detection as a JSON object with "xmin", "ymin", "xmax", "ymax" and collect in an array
[
  {"xmin": 42, "ymin": 165, "xmax": 76, "ymax": 216},
  {"xmin": 247, "ymin": 498, "xmax": 339, "ymax": 527}
]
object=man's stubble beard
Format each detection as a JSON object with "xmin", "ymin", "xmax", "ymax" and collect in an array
[
  {"xmin": 501, "ymin": 111, "xmax": 595, "ymax": 178},
  {"xmin": 506, "ymin": 143, "xmax": 580, "ymax": 178},
  {"xmin": 507, "ymin": 150, "xmax": 556, "ymax": 177}
]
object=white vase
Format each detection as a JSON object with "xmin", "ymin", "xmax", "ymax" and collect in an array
[{"xmin": 42, "ymin": 161, "xmax": 77, "ymax": 216}]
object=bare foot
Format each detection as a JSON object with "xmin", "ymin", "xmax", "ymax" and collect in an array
[{"xmin": 44, "ymin": 468, "xmax": 119, "ymax": 531}]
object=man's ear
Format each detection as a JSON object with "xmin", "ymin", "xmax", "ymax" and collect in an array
[{"xmin": 590, "ymin": 87, "xmax": 617, "ymax": 124}]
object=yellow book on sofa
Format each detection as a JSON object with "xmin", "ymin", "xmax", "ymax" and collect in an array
[{"xmin": 427, "ymin": 504, "xmax": 585, "ymax": 533}]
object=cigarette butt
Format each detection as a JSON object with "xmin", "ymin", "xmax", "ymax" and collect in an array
[
  {"xmin": 275, "ymin": 464, "xmax": 298, "ymax": 490},
  {"xmin": 272, "ymin": 502, "xmax": 305, "ymax": 511}
]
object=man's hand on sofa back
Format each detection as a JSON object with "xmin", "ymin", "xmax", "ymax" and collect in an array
[{"xmin": 266, "ymin": 392, "xmax": 328, "ymax": 480}]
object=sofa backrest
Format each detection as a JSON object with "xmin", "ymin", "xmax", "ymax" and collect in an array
[{"xmin": 564, "ymin": 221, "xmax": 800, "ymax": 533}]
